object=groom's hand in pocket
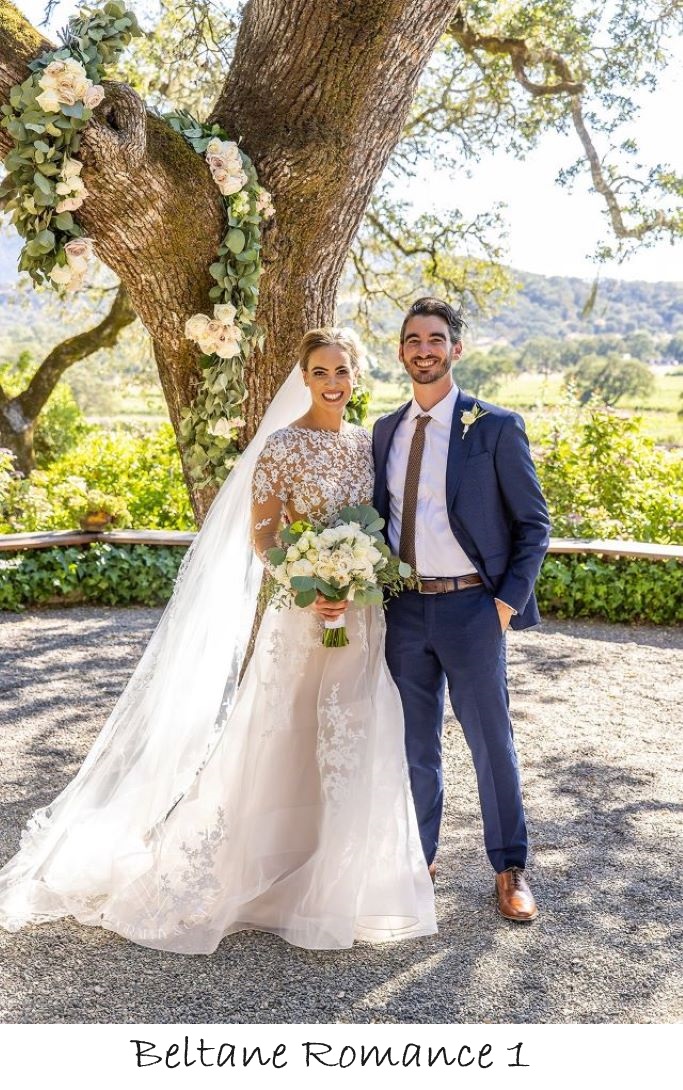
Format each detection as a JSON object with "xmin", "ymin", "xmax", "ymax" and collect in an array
[
  {"xmin": 311, "ymin": 593, "xmax": 349, "ymax": 621},
  {"xmin": 494, "ymin": 599, "xmax": 514, "ymax": 633}
]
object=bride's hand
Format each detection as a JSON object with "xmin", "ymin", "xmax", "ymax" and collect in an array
[{"xmin": 311, "ymin": 593, "xmax": 349, "ymax": 620}]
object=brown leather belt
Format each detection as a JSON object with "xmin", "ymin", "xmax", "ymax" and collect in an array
[{"xmin": 417, "ymin": 574, "xmax": 483, "ymax": 595}]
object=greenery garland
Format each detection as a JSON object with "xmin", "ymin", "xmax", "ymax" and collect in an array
[
  {"xmin": 1, "ymin": 2, "xmax": 367, "ymax": 490},
  {"xmin": 0, "ymin": 3, "xmax": 141, "ymax": 285}
]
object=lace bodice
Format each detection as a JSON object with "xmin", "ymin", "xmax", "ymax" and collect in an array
[{"xmin": 251, "ymin": 423, "xmax": 374, "ymax": 560}]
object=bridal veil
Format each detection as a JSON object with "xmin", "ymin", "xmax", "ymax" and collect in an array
[{"xmin": 0, "ymin": 364, "xmax": 312, "ymax": 928}]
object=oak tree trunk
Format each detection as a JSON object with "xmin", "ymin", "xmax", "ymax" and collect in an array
[{"xmin": 1, "ymin": 0, "xmax": 458, "ymax": 522}]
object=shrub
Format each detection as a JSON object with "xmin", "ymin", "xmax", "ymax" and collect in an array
[
  {"xmin": 535, "ymin": 401, "xmax": 683, "ymax": 544},
  {"xmin": 536, "ymin": 555, "xmax": 682, "ymax": 626},
  {"xmin": 0, "ymin": 423, "xmax": 195, "ymax": 532},
  {"xmin": 0, "ymin": 544, "xmax": 185, "ymax": 611},
  {"xmin": 0, "ymin": 543, "xmax": 679, "ymax": 624}
]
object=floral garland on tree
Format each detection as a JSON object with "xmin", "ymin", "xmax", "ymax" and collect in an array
[{"xmin": 1, "ymin": 2, "xmax": 367, "ymax": 488}]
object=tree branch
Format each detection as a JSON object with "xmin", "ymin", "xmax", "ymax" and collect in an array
[
  {"xmin": 16, "ymin": 283, "xmax": 136, "ymax": 420},
  {"xmin": 449, "ymin": 9, "xmax": 585, "ymax": 98},
  {"xmin": 449, "ymin": 7, "xmax": 680, "ymax": 243}
]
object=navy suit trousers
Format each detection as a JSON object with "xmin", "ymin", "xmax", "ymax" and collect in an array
[{"xmin": 384, "ymin": 584, "xmax": 528, "ymax": 873}]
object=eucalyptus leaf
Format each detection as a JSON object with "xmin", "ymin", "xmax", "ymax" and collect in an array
[
  {"xmin": 33, "ymin": 171, "xmax": 52, "ymax": 195},
  {"xmin": 226, "ymin": 228, "xmax": 246, "ymax": 254},
  {"xmin": 294, "ymin": 588, "xmax": 317, "ymax": 608},
  {"xmin": 290, "ymin": 575, "xmax": 316, "ymax": 592},
  {"xmin": 54, "ymin": 211, "xmax": 74, "ymax": 231}
]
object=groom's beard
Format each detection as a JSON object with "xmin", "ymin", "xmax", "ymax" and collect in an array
[{"xmin": 404, "ymin": 357, "xmax": 452, "ymax": 384}]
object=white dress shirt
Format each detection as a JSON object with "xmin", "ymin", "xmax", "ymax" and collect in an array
[{"xmin": 386, "ymin": 384, "xmax": 478, "ymax": 578}]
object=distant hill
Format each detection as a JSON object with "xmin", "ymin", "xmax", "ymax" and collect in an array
[{"xmin": 478, "ymin": 270, "xmax": 683, "ymax": 345}]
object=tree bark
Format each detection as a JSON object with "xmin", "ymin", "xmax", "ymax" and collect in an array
[
  {"xmin": 0, "ymin": 283, "xmax": 136, "ymax": 473},
  {"xmin": 210, "ymin": 0, "xmax": 460, "ymax": 434},
  {"xmin": 1, "ymin": 0, "xmax": 459, "ymax": 522}
]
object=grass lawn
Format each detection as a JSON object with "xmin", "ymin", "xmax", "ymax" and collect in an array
[{"xmin": 90, "ymin": 370, "xmax": 682, "ymax": 450}]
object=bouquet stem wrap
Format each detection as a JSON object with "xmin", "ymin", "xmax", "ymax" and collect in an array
[{"xmin": 323, "ymin": 615, "xmax": 349, "ymax": 648}]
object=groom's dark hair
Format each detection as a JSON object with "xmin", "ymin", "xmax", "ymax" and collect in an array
[{"xmin": 400, "ymin": 297, "xmax": 466, "ymax": 345}]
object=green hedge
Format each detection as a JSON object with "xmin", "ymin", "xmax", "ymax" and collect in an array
[
  {"xmin": 536, "ymin": 555, "xmax": 682, "ymax": 625},
  {"xmin": 0, "ymin": 544, "xmax": 680, "ymax": 623},
  {"xmin": 0, "ymin": 544, "xmax": 184, "ymax": 611}
]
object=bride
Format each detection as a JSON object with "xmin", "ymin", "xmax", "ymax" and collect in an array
[{"xmin": 0, "ymin": 327, "xmax": 436, "ymax": 953}]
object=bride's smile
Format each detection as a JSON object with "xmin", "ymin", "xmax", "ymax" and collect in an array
[{"xmin": 298, "ymin": 343, "xmax": 355, "ymax": 431}]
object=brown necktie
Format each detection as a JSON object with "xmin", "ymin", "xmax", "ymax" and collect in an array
[{"xmin": 399, "ymin": 414, "xmax": 431, "ymax": 572}]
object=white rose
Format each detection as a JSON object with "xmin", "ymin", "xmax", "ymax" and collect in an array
[
  {"xmin": 213, "ymin": 302, "xmax": 237, "ymax": 326},
  {"xmin": 316, "ymin": 562, "xmax": 336, "ymax": 583},
  {"xmin": 289, "ymin": 558, "xmax": 315, "ymax": 578},
  {"xmin": 211, "ymin": 168, "xmax": 248, "ymax": 196},
  {"xmin": 83, "ymin": 83, "xmax": 104, "ymax": 109},
  {"xmin": 213, "ymin": 329, "xmax": 242, "ymax": 359},
  {"xmin": 62, "ymin": 158, "xmax": 83, "ymax": 180},
  {"xmin": 39, "ymin": 59, "xmax": 89, "ymax": 106},
  {"xmin": 256, "ymin": 187, "xmax": 275, "ymax": 219},
  {"xmin": 206, "ymin": 138, "xmax": 242, "ymax": 165},
  {"xmin": 185, "ymin": 313, "xmax": 211, "ymax": 342},
  {"xmin": 35, "ymin": 89, "xmax": 61, "ymax": 113},
  {"xmin": 64, "ymin": 237, "xmax": 94, "ymax": 264},
  {"xmin": 286, "ymin": 546, "xmax": 301, "ymax": 562},
  {"xmin": 208, "ymin": 418, "xmax": 233, "ymax": 439},
  {"xmin": 55, "ymin": 195, "xmax": 85, "ymax": 213},
  {"xmin": 49, "ymin": 263, "xmax": 74, "ymax": 286}
]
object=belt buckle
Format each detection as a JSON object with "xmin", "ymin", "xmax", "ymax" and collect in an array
[{"xmin": 418, "ymin": 579, "xmax": 440, "ymax": 595}]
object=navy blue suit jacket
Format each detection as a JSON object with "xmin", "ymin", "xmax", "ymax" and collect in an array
[{"xmin": 372, "ymin": 389, "xmax": 551, "ymax": 630}]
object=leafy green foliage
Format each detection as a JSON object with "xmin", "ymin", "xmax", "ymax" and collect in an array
[
  {"xmin": 0, "ymin": 4, "xmax": 142, "ymax": 284},
  {"xmin": 0, "ymin": 423, "xmax": 194, "ymax": 532},
  {"xmin": 344, "ymin": 384, "xmax": 371, "ymax": 426},
  {"xmin": 0, "ymin": 350, "xmax": 89, "ymax": 465},
  {"xmin": 537, "ymin": 555, "xmax": 682, "ymax": 625},
  {"xmin": 566, "ymin": 354, "xmax": 655, "ymax": 406},
  {"xmin": 1, "ymin": 541, "xmax": 678, "ymax": 623},
  {"xmin": 0, "ymin": 544, "xmax": 184, "ymax": 611},
  {"xmin": 535, "ymin": 401, "xmax": 683, "ymax": 544},
  {"xmin": 455, "ymin": 348, "xmax": 517, "ymax": 398}
]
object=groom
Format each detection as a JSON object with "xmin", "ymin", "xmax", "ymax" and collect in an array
[{"xmin": 372, "ymin": 297, "xmax": 550, "ymax": 922}]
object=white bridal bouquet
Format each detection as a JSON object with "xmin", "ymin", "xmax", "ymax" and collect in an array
[{"xmin": 266, "ymin": 505, "xmax": 414, "ymax": 647}]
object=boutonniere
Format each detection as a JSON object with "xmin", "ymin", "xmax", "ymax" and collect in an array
[{"xmin": 461, "ymin": 402, "xmax": 490, "ymax": 438}]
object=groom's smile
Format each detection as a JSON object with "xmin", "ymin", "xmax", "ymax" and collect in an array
[{"xmin": 399, "ymin": 314, "xmax": 462, "ymax": 393}]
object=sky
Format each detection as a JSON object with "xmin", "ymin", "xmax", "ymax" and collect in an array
[{"xmin": 7, "ymin": 0, "xmax": 683, "ymax": 284}]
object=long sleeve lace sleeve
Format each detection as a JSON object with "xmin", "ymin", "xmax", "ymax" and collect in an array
[{"xmin": 251, "ymin": 436, "xmax": 289, "ymax": 564}]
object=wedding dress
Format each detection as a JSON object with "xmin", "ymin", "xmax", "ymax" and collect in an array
[{"xmin": 0, "ymin": 368, "xmax": 436, "ymax": 953}]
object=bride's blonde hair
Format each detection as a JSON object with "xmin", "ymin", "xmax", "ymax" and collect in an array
[{"xmin": 298, "ymin": 327, "xmax": 367, "ymax": 378}]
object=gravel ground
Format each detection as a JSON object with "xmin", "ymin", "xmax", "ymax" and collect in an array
[{"xmin": 0, "ymin": 607, "xmax": 681, "ymax": 1025}]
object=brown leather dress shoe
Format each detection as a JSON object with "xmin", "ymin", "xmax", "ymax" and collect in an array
[
  {"xmin": 428, "ymin": 863, "xmax": 437, "ymax": 885},
  {"xmin": 495, "ymin": 867, "xmax": 539, "ymax": 921}
]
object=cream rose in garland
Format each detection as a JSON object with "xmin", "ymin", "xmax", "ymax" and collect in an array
[
  {"xmin": 54, "ymin": 158, "xmax": 89, "ymax": 214},
  {"xmin": 35, "ymin": 57, "xmax": 105, "ymax": 115},
  {"xmin": 185, "ymin": 302, "xmax": 243, "ymax": 360},
  {"xmin": 205, "ymin": 138, "xmax": 249, "ymax": 197},
  {"xmin": 48, "ymin": 237, "xmax": 96, "ymax": 292}
]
